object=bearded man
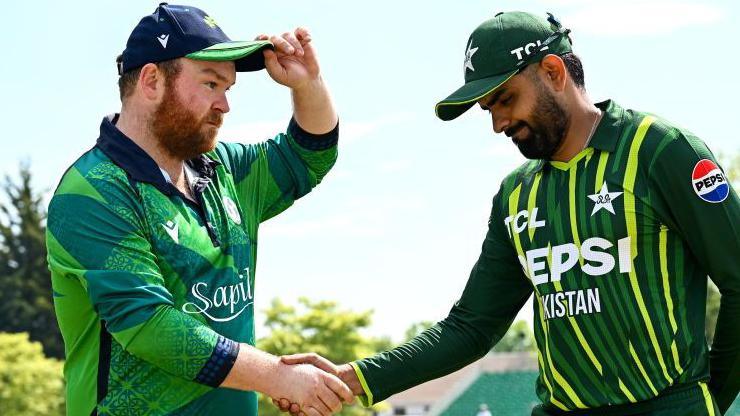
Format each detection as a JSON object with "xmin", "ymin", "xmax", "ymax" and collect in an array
[
  {"xmin": 277, "ymin": 11, "xmax": 739, "ymax": 416},
  {"xmin": 46, "ymin": 3, "xmax": 352, "ymax": 415}
]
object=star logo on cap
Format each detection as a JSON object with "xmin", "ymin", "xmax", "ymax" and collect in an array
[
  {"xmin": 464, "ymin": 40, "xmax": 479, "ymax": 72},
  {"xmin": 203, "ymin": 15, "xmax": 218, "ymax": 28},
  {"xmin": 587, "ymin": 183, "xmax": 623, "ymax": 216}
]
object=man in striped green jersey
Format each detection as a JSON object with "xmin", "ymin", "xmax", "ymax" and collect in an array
[{"xmin": 277, "ymin": 11, "xmax": 739, "ymax": 416}]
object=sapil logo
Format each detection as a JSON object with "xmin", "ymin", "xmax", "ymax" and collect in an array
[
  {"xmin": 181, "ymin": 268, "xmax": 254, "ymax": 322},
  {"xmin": 510, "ymin": 40, "xmax": 548, "ymax": 61}
]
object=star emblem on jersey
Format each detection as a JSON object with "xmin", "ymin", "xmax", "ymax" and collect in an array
[
  {"xmin": 587, "ymin": 183, "xmax": 623, "ymax": 216},
  {"xmin": 464, "ymin": 39, "xmax": 479, "ymax": 72},
  {"xmin": 157, "ymin": 34, "xmax": 169, "ymax": 48},
  {"xmin": 162, "ymin": 220, "xmax": 179, "ymax": 244}
]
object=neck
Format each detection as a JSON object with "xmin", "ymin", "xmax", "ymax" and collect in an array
[
  {"xmin": 550, "ymin": 92, "xmax": 601, "ymax": 163},
  {"xmin": 116, "ymin": 106, "xmax": 184, "ymax": 183}
]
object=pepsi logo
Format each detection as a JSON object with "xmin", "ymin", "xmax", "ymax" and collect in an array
[{"xmin": 692, "ymin": 159, "xmax": 729, "ymax": 203}]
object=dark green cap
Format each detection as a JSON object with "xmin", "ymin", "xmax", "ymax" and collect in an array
[{"xmin": 435, "ymin": 11, "xmax": 573, "ymax": 121}]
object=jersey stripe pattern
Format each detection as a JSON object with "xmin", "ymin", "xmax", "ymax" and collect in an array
[
  {"xmin": 498, "ymin": 102, "xmax": 726, "ymax": 409},
  {"xmin": 352, "ymin": 100, "xmax": 739, "ymax": 414}
]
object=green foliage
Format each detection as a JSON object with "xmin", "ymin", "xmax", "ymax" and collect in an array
[
  {"xmin": 0, "ymin": 332, "xmax": 65, "ymax": 415},
  {"xmin": 0, "ymin": 164, "xmax": 63, "ymax": 358},
  {"xmin": 491, "ymin": 320, "xmax": 536, "ymax": 353},
  {"xmin": 706, "ymin": 282, "xmax": 720, "ymax": 346},
  {"xmin": 719, "ymin": 152, "xmax": 739, "ymax": 186},
  {"xmin": 402, "ymin": 320, "xmax": 434, "ymax": 343},
  {"xmin": 402, "ymin": 319, "xmax": 535, "ymax": 353},
  {"xmin": 256, "ymin": 297, "xmax": 391, "ymax": 416}
]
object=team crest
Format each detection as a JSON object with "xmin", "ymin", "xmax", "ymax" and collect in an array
[
  {"xmin": 464, "ymin": 39, "xmax": 478, "ymax": 72},
  {"xmin": 223, "ymin": 196, "xmax": 242, "ymax": 224},
  {"xmin": 692, "ymin": 159, "xmax": 729, "ymax": 203},
  {"xmin": 587, "ymin": 183, "xmax": 623, "ymax": 216}
]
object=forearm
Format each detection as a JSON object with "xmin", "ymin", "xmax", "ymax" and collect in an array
[
  {"xmin": 291, "ymin": 77, "xmax": 337, "ymax": 134},
  {"xmin": 352, "ymin": 310, "xmax": 501, "ymax": 404},
  {"xmin": 115, "ymin": 305, "xmax": 239, "ymax": 386},
  {"xmin": 221, "ymin": 343, "xmax": 281, "ymax": 394},
  {"xmin": 708, "ymin": 288, "xmax": 740, "ymax": 414}
]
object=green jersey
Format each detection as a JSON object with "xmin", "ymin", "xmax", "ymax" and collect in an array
[
  {"xmin": 353, "ymin": 100, "xmax": 739, "ymax": 414},
  {"xmin": 46, "ymin": 115, "xmax": 338, "ymax": 415}
]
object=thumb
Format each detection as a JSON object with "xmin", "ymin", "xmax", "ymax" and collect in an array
[{"xmin": 280, "ymin": 353, "xmax": 338, "ymax": 374}]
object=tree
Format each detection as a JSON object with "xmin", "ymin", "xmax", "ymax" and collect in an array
[
  {"xmin": 706, "ymin": 282, "xmax": 720, "ymax": 346},
  {"xmin": 0, "ymin": 332, "xmax": 65, "ymax": 415},
  {"xmin": 402, "ymin": 320, "xmax": 434, "ymax": 343},
  {"xmin": 257, "ymin": 298, "xmax": 392, "ymax": 416},
  {"xmin": 0, "ymin": 164, "xmax": 63, "ymax": 358},
  {"xmin": 403, "ymin": 319, "xmax": 535, "ymax": 353},
  {"xmin": 491, "ymin": 320, "xmax": 536, "ymax": 353}
]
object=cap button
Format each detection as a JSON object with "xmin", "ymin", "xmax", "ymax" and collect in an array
[
  {"xmin": 495, "ymin": 11, "xmax": 504, "ymax": 17},
  {"xmin": 159, "ymin": 2, "xmax": 168, "ymax": 6}
]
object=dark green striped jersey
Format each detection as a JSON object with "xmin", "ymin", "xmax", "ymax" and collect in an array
[
  {"xmin": 352, "ymin": 100, "xmax": 740, "ymax": 414},
  {"xmin": 46, "ymin": 115, "xmax": 337, "ymax": 415}
]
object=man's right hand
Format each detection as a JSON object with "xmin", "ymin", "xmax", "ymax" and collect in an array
[
  {"xmin": 272, "ymin": 353, "xmax": 364, "ymax": 416},
  {"xmin": 220, "ymin": 345, "xmax": 353, "ymax": 416},
  {"xmin": 268, "ymin": 362, "xmax": 354, "ymax": 416}
]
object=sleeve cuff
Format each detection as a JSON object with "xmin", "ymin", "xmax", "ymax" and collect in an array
[
  {"xmin": 194, "ymin": 335, "xmax": 240, "ymax": 387},
  {"xmin": 350, "ymin": 361, "xmax": 375, "ymax": 407},
  {"xmin": 287, "ymin": 117, "xmax": 338, "ymax": 151}
]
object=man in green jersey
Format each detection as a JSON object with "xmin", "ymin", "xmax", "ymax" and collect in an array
[
  {"xmin": 46, "ymin": 3, "xmax": 353, "ymax": 415},
  {"xmin": 276, "ymin": 11, "xmax": 739, "ymax": 416}
]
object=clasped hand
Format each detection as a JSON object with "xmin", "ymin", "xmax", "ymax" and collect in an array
[{"xmin": 270, "ymin": 353, "xmax": 354, "ymax": 416}]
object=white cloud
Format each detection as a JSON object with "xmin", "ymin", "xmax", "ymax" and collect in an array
[
  {"xmin": 560, "ymin": 1, "xmax": 724, "ymax": 36},
  {"xmin": 217, "ymin": 112, "xmax": 417, "ymax": 145}
]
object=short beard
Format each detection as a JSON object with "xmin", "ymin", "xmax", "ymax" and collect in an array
[
  {"xmin": 505, "ymin": 77, "xmax": 569, "ymax": 160},
  {"xmin": 149, "ymin": 77, "xmax": 223, "ymax": 161}
]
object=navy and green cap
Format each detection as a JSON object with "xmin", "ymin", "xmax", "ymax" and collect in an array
[
  {"xmin": 117, "ymin": 3, "xmax": 273, "ymax": 75},
  {"xmin": 435, "ymin": 11, "xmax": 573, "ymax": 121}
]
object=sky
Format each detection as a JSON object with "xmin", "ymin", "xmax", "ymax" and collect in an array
[{"xmin": 2, "ymin": 0, "xmax": 738, "ymax": 343}]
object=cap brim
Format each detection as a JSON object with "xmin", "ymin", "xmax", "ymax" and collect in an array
[
  {"xmin": 435, "ymin": 69, "xmax": 518, "ymax": 121},
  {"xmin": 186, "ymin": 40, "xmax": 274, "ymax": 72}
]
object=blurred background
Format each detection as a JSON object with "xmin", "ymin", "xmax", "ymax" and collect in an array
[{"xmin": 0, "ymin": 0, "xmax": 738, "ymax": 414}]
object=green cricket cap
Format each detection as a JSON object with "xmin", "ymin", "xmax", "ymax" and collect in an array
[
  {"xmin": 435, "ymin": 11, "xmax": 573, "ymax": 121},
  {"xmin": 118, "ymin": 3, "xmax": 274, "ymax": 75}
]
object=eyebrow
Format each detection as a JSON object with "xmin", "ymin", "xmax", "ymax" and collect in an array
[
  {"xmin": 479, "ymin": 88, "xmax": 507, "ymax": 110},
  {"xmin": 200, "ymin": 68, "xmax": 235, "ymax": 86}
]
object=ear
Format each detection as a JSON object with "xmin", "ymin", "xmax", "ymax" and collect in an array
[
  {"xmin": 137, "ymin": 63, "xmax": 165, "ymax": 102},
  {"xmin": 538, "ymin": 54, "xmax": 567, "ymax": 92}
]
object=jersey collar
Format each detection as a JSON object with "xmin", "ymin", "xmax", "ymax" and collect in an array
[
  {"xmin": 588, "ymin": 99, "xmax": 626, "ymax": 153},
  {"xmin": 95, "ymin": 114, "xmax": 221, "ymax": 193},
  {"xmin": 532, "ymin": 99, "xmax": 626, "ymax": 173}
]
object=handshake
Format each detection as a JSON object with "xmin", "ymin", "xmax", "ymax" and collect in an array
[{"xmin": 267, "ymin": 353, "xmax": 363, "ymax": 416}]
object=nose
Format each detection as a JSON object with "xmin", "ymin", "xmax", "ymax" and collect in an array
[
  {"xmin": 213, "ymin": 93, "xmax": 230, "ymax": 114},
  {"xmin": 491, "ymin": 111, "xmax": 510, "ymax": 134}
]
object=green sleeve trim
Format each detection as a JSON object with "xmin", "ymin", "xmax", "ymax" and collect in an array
[{"xmin": 350, "ymin": 361, "xmax": 374, "ymax": 407}]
